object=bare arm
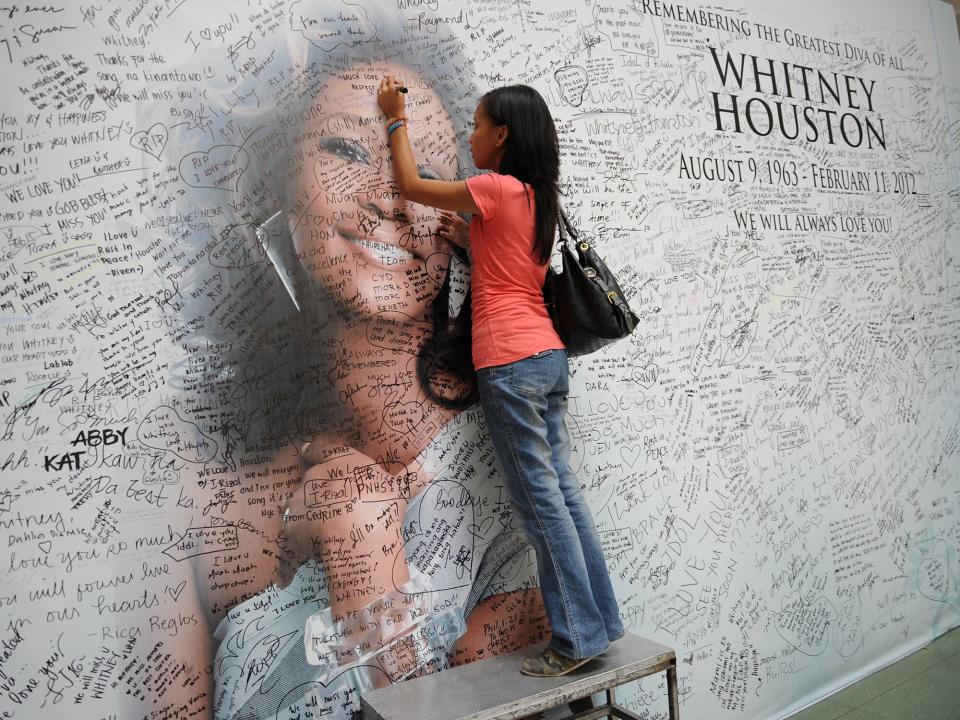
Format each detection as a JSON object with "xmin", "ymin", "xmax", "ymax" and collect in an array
[{"xmin": 377, "ymin": 75, "xmax": 480, "ymax": 215}]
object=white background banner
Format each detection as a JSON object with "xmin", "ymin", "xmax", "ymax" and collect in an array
[{"xmin": 1, "ymin": 1, "xmax": 959, "ymax": 718}]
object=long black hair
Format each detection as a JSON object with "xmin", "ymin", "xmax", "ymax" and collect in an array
[{"xmin": 479, "ymin": 85, "xmax": 561, "ymax": 265}]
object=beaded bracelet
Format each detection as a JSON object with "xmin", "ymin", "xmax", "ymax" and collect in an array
[{"xmin": 387, "ymin": 119, "xmax": 406, "ymax": 135}]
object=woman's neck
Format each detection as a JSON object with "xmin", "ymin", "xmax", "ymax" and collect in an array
[{"xmin": 307, "ymin": 319, "xmax": 460, "ymax": 469}]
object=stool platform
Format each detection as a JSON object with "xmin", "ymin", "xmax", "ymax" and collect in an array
[{"xmin": 360, "ymin": 632, "xmax": 679, "ymax": 720}]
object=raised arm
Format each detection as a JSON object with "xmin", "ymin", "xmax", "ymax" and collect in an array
[{"xmin": 377, "ymin": 74, "xmax": 481, "ymax": 215}]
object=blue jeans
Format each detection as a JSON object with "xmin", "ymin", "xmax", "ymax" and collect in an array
[{"xmin": 477, "ymin": 349, "xmax": 624, "ymax": 659}]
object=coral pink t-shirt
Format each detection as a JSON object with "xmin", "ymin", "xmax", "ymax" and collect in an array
[{"xmin": 465, "ymin": 173, "xmax": 564, "ymax": 370}]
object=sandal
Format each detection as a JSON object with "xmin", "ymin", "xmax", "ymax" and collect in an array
[{"xmin": 520, "ymin": 648, "xmax": 597, "ymax": 677}]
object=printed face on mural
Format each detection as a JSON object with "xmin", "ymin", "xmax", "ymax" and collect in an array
[
  {"xmin": 261, "ymin": 63, "xmax": 470, "ymax": 482},
  {"xmin": 292, "ymin": 63, "xmax": 459, "ymax": 323}
]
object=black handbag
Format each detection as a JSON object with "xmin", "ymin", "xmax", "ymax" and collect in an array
[{"xmin": 543, "ymin": 212, "xmax": 639, "ymax": 356}]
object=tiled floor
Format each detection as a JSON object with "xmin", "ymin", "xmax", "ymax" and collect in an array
[{"xmin": 785, "ymin": 626, "xmax": 960, "ymax": 720}]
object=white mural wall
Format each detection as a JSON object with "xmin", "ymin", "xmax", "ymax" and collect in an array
[{"xmin": 1, "ymin": 0, "xmax": 959, "ymax": 718}]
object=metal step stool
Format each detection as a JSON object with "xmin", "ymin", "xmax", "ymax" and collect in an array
[{"xmin": 360, "ymin": 632, "xmax": 679, "ymax": 720}]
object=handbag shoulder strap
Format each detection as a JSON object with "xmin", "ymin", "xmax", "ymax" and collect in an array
[{"xmin": 557, "ymin": 208, "xmax": 579, "ymax": 248}]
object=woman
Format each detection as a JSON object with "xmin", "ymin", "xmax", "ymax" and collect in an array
[{"xmin": 376, "ymin": 77, "xmax": 625, "ymax": 675}]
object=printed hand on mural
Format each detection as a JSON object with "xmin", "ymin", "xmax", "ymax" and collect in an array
[{"xmin": 280, "ymin": 440, "xmax": 433, "ymax": 611}]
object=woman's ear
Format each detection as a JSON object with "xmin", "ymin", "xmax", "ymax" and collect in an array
[{"xmin": 495, "ymin": 124, "xmax": 509, "ymax": 147}]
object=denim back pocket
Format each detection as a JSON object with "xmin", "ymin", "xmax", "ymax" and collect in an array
[{"xmin": 508, "ymin": 350, "xmax": 557, "ymax": 398}]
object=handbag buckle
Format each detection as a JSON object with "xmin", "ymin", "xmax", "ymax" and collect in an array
[
  {"xmin": 584, "ymin": 267, "xmax": 597, "ymax": 278},
  {"xmin": 606, "ymin": 291, "xmax": 618, "ymax": 304}
]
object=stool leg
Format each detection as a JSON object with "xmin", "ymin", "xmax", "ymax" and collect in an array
[
  {"xmin": 606, "ymin": 687, "xmax": 616, "ymax": 718},
  {"xmin": 666, "ymin": 662, "xmax": 680, "ymax": 720}
]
